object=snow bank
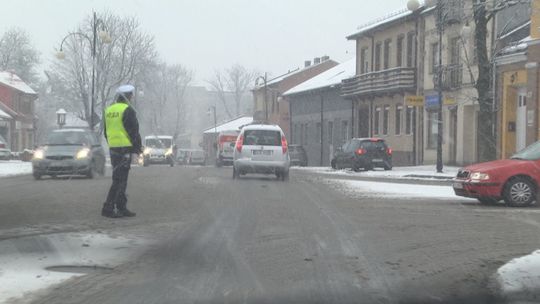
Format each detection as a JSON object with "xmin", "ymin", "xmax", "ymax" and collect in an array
[
  {"xmin": 293, "ymin": 165, "xmax": 459, "ymax": 181},
  {"xmin": 326, "ymin": 178, "xmax": 473, "ymax": 201},
  {"xmin": 0, "ymin": 160, "xmax": 32, "ymax": 177},
  {"xmin": 0, "ymin": 232, "xmax": 151, "ymax": 303},
  {"xmin": 496, "ymin": 249, "xmax": 540, "ymax": 300}
]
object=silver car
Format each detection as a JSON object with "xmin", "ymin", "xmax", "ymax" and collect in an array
[{"xmin": 232, "ymin": 124, "xmax": 290, "ymax": 181}]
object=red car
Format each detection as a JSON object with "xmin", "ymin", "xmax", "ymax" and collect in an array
[{"xmin": 453, "ymin": 141, "xmax": 540, "ymax": 207}]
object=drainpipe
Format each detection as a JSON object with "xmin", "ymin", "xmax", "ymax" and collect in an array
[{"xmin": 320, "ymin": 92, "xmax": 324, "ymax": 166}]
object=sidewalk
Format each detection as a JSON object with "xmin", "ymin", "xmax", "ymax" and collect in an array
[
  {"xmin": 292, "ymin": 165, "xmax": 459, "ymax": 185},
  {"xmin": 0, "ymin": 160, "xmax": 32, "ymax": 178}
]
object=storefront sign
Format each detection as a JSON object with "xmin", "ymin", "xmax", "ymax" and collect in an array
[
  {"xmin": 405, "ymin": 96, "xmax": 425, "ymax": 107},
  {"xmin": 425, "ymin": 95, "xmax": 440, "ymax": 110}
]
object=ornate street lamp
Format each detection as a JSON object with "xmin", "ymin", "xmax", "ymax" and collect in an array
[{"xmin": 56, "ymin": 108, "xmax": 67, "ymax": 129}]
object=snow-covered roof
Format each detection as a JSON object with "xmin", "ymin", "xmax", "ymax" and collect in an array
[
  {"xmin": 0, "ymin": 72, "xmax": 36, "ymax": 95},
  {"xmin": 0, "ymin": 108, "xmax": 12, "ymax": 119},
  {"xmin": 259, "ymin": 60, "xmax": 336, "ymax": 88},
  {"xmin": 284, "ymin": 57, "xmax": 356, "ymax": 96},
  {"xmin": 347, "ymin": 8, "xmax": 420, "ymax": 39},
  {"xmin": 203, "ymin": 116, "xmax": 253, "ymax": 134}
]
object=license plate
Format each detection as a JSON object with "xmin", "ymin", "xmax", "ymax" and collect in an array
[
  {"xmin": 372, "ymin": 159, "xmax": 383, "ymax": 162},
  {"xmin": 253, "ymin": 150, "xmax": 272, "ymax": 155},
  {"xmin": 51, "ymin": 161, "xmax": 64, "ymax": 167},
  {"xmin": 453, "ymin": 182, "xmax": 464, "ymax": 189}
]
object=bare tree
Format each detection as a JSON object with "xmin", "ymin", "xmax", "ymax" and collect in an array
[
  {"xmin": 49, "ymin": 12, "xmax": 157, "ymax": 129},
  {"xmin": 207, "ymin": 64, "xmax": 256, "ymax": 119},
  {"xmin": 0, "ymin": 27, "xmax": 40, "ymax": 84},
  {"xmin": 168, "ymin": 65, "xmax": 193, "ymax": 140}
]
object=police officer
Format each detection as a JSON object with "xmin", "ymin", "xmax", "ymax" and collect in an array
[{"xmin": 102, "ymin": 84, "xmax": 142, "ymax": 218}]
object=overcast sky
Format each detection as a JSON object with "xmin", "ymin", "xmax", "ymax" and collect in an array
[{"xmin": 2, "ymin": 0, "xmax": 410, "ymax": 84}]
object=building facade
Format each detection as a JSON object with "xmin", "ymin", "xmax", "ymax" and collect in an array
[{"xmin": 0, "ymin": 72, "xmax": 37, "ymax": 151}]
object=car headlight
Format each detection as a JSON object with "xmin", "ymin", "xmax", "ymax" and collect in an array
[
  {"xmin": 76, "ymin": 148, "xmax": 91, "ymax": 159},
  {"xmin": 165, "ymin": 148, "xmax": 173, "ymax": 156},
  {"xmin": 143, "ymin": 147, "xmax": 151, "ymax": 155},
  {"xmin": 33, "ymin": 149, "xmax": 44, "ymax": 160},
  {"xmin": 470, "ymin": 172, "xmax": 490, "ymax": 181}
]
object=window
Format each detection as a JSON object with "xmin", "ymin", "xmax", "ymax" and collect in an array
[
  {"xmin": 383, "ymin": 105, "xmax": 389, "ymax": 135},
  {"xmin": 316, "ymin": 122, "xmax": 321, "ymax": 143},
  {"xmin": 327, "ymin": 121, "xmax": 333, "ymax": 144},
  {"xmin": 293, "ymin": 124, "xmax": 299, "ymax": 143},
  {"xmin": 430, "ymin": 43, "xmax": 439, "ymax": 74},
  {"xmin": 395, "ymin": 104, "xmax": 403, "ymax": 135},
  {"xmin": 449, "ymin": 37, "xmax": 460, "ymax": 65},
  {"xmin": 384, "ymin": 39, "xmax": 392, "ymax": 70},
  {"xmin": 341, "ymin": 121, "xmax": 349, "ymax": 142},
  {"xmin": 428, "ymin": 111, "xmax": 438, "ymax": 149},
  {"xmin": 243, "ymin": 130, "xmax": 282, "ymax": 146},
  {"xmin": 303, "ymin": 123, "xmax": 308, "ymax": 145},
  {"xmin": 406, "ymin": 32, "xmax": 415, "ymax": 67},
  {"xmin": 406, "ymin": 106, "xmax": 414, "ymax": 135},
  {"xmin": 397, "ymin": 35, "xmax": 404, "ymax": 67},
  {"xmin": 375, "ymin": 42, "xmax": 382, "ymax": 71},
  {"xmin": 374, "ymin": 107, "xmax": 381, "ymax": 135},
  {"xmin": 360, "ymin": 47, "xmax": 369, "ymax": 74},
  {"xmin": 300, "ymin": 124, "xmax": 304, "ymax": 145}
]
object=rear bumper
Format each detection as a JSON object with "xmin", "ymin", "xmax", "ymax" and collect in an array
[
  {"xmin": 354, "ymin": 157, "xmax": 392, "ymax": 168},
  {"xmin": 33, "ymin": 159, "xmax": 91, "ymax": 175},
  {"xmin": 144, "ymin": 155, "xmax": 172, "ymax": 164},
  {"xmin": 453, "ymin": 180, "xmax": 502, "ymax": 199},
  {"xmin": 234, "ymin": 159, "xmax": 289, "ymax": 174}
]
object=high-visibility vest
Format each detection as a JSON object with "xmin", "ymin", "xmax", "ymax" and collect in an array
[{"xmin": 104, "ymin": 102, "xmax": 132, "ymax": 148}]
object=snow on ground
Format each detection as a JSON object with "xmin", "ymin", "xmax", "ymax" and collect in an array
[
  {"xmin": 325, "ymin": 178, "xmax": 474, "ymax": 201},
  {"xmin": 293, "ymin": 165, "xmax": 459, "ymax": 181},
  {"xmin": 496, "ymin": 249, "xmax": 540, "ymax": 301},
  {"xmin": 0, "ymin": 160, "xmax": 32, "ymax": 178},
  {"xmin": 0, "ymin": 232, "xmax": 151, "ymax": 303}
]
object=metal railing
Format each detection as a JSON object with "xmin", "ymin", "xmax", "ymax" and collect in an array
[{"xmin": 341, "ymin": 67, "xmax": 416, "ymax": 98}]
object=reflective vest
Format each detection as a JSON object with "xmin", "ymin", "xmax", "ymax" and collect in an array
[{"xmin": 105, "ymin": 103, "xmax": 132, "ymax": 148}]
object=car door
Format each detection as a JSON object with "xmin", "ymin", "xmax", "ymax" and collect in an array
[
  {"xmin": 343, "ymin": 140, "xmax": 359, "ymax": 168},
  {"xmin": 336, "ymin": 141, "xmax": 350, "ymax": 168}
]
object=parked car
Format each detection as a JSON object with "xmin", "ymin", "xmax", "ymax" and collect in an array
[
  {"xmin": 216, "ymin": 130, "xmax": 240, "ymax": 167},
  {"xmin": 32, "ymin": 128, "xmax": 106, "ymax": 180},
  {"xmin": 0, "ymin": 148, "xmax": 11, "ymax": 160},
  {"xmin": 187, "ymin": 149, "xmax": 206, "ymax": 165},
  {"xmin": 141, "ymin": 135, "xmax": 175, "ymax": 167},
  {"xmin": 453, "ymin": 141, "xmax": 540, "ymax": 207},
  {"xmin": 331, "ymin": 138, "xmax": 392, "ymax": 171},
  {"xmin": 289, "ymin": 145, "xmax": 308, "ymax": 167},
  {"xmin": 176, "ymin": 149, "xmax": 191, "ymax": 165},
  {"xmin": 233, "ymin": 124, "xmax": 290, "ymax": 181}
]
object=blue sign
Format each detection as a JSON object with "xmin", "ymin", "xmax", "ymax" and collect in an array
[{"xmin": 425, "ymin": 95, "xmax": 440, "ymax": 110}]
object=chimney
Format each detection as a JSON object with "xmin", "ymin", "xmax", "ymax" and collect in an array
[
  {"xmin": 321, "ymin": 55, "xmax": 330, "ymax": 62},
  {"xmin": 314, "ymin": 57, "xmax": 321, "ymax": 64},
  {"xmin": 304, "ymin": 60, "xmax": 311, "ymax": 67}
]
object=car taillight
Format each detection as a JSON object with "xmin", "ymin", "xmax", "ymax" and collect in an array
[
  {"xmin": 236, "ymin": 135, "xmax": 244, "ymax": 153},
  {"xmin": 387, "ymin": 148, "xmax": 392, "ymax": 155},
  {"xmin": 356, "ymin": 148, "xmax": 366, "ymax": 155},
  {"xmin": 282, "ymin": 136, "xmax": 288, "ymax": 154}
]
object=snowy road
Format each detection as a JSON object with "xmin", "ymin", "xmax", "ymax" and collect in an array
[{"xmin": 1, "ymin": 166, "xmax": 540, "ymax": 303}]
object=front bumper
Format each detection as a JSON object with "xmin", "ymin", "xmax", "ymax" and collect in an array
[
  {"xmin": 33, "ymin": 159, "xmax": 92, "ymax": 175},
  {"xmin": 234, "ymin": 159, "xmax": 289, "ymax": 174},
  {"xmin": 144, "ymin": 154, "xmax": 172, "ymax": 164},
  {"xmin": 452, "ymin": 179, "xmax": 502, "ymax": 199}
]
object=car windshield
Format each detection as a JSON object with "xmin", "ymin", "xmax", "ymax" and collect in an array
[
  {"xmin": 4, "ymin": 1, "xmax": 540, "ymax": 303},
  {"xmin": 45, "ymin": 131, "xmax": 89, "ymax": 146},
  {"xmin": 511, "ymin": 141, "xmax": 540, "ymax": 160},
  {"xmin": 146, "ymin": 138, "xmax": 172, "ymax": 149},
  {"xmin": 243, "ymin": 130, "xmax": 281, "ymax": 146}
]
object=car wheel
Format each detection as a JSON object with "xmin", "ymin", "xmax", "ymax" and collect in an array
[
  {"xmin": 143, "ymin": 160, "xmax": 149, "ymax": 167},
  {"xmin": 383, "ymin": 163, "xmax": 392, "ymax": 171},
  {"xmin": 352, "ymin": 165, "xmax": 361, "ymax": 172},
  {"xmin": 170, "ymin": 159, "xmax": 175, "ymax": 167},
  {"xmin": 280, "ymin": 170, "xmax": 289, "ymax": 181},
  {"xmin": 99, "ymin": 164, "xmax": 106, "ymax": 176},
  {"xmin": 331, "ymin": 159, "xmax": 337, "ymax": 169},
  {"xmin": 33, "ymin": 172, "xmax": 41, "ymax": 180},
  {"xmin": 478, "ymin": 198, "xmax": 499, "ymax": 205},
  {"xmin": 86, "ymin": 164, "xmax": 95, "ymax": 179},
  {"xmin": 503, "ymin": 177, "xmax": 536, "ymax": 207}
]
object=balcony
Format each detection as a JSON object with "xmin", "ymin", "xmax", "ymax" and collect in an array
[
  {"xmin": 341, "ymin": 67, "xmax": 416, "ymax": 98},
  {"xmin": 433, "ymin": 64, "xmax": 463, "ymax": 90}
]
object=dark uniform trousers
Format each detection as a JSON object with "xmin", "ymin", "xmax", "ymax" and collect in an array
[{"xmin": 104, "ymin": 148, "xmax": 132, "ymax": 212}]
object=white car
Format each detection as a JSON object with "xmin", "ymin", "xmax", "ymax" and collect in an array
[{"xmin": 233, "ymin": 124, "xmax": 290, "ymax": 181}]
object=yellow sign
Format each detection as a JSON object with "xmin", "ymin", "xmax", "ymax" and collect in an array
[
  {"xmin": 444, "ymin": 98, "xmax": 456, "ymax": 106},
  {"xmin": 405, "ymin": 96, "xmax": 425, "ymax": 107},
  {"xmin": 532, "ymin": 0, "xmax": 540, "ymax": 39}
]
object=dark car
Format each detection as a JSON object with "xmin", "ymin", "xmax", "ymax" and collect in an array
[
  {"xmin": 289, "ymin": 145, "xmax": 308, "ymax": 167},
  {"xmin": 331, "ymin": 138, "xmax": 392, "ymax": 171},
  {"xmin": 32, "ymin": 129, "xmax": 106, "ymax": 180}
]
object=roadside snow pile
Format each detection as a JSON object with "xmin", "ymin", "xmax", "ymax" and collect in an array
[
  {"xmin": 0, "ymin": 160, "xmax": 32, "ymax": 177},
  {"xmin": 326, "ymin": 179, "xmax": 473, "ymax": 201},
  {"xmin": 0, "ymin": 232, "xmax": 150, "ymax": 303},
  {"xmin": 293, "ymin": 165, "xmax": 459, "ymax": 181},
  {"xmin": 496, "ymin": 249, "xmax": 540, "ymax": 301}
]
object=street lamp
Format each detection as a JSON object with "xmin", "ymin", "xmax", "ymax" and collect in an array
[
  {"xmin": 255, "ymin": 74, "xmax": 268, "ymax": 123},
  {"xmin": 56, "ymin": 108, "xmax": 67, "ymax": 129},
  {"xmin": 207, "ymin": 106, "xmax": 218, "ymax": 160},
  {"xmin": 56, "ymin": 11, "xmax": 111, "ymax": 131}
]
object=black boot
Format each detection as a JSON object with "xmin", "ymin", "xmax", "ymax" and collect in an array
[
  {"xmin": 117, "ymin": 208, "xmax": 136, "ymax": 217},
  {"xmin": 102, "ymin": 203, "xmax": 122, "ymax": 218}
]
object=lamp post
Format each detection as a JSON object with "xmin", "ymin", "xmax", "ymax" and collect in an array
[
  {"xmin": 56, "ymin": 12, "xmax": 111, "ymax": 131},
  {"xmin": 207, "ymin": 106, "xmax": 217, "ymax": 160},
  {"xmin": 255, "ymin": 74, "xmax": 268, "ymax": 123},
  {"xmin": 56, "ymin": 108, "xmax": 67, "ymax": 129}
]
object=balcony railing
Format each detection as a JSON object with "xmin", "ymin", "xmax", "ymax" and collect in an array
[
  {"xmin": 341, "ymin": 67, "xmax": 416, "ymax": 98},
  {"xmin": 433, "ymin": 64, "xmax": 463, "ymax": 90}
]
